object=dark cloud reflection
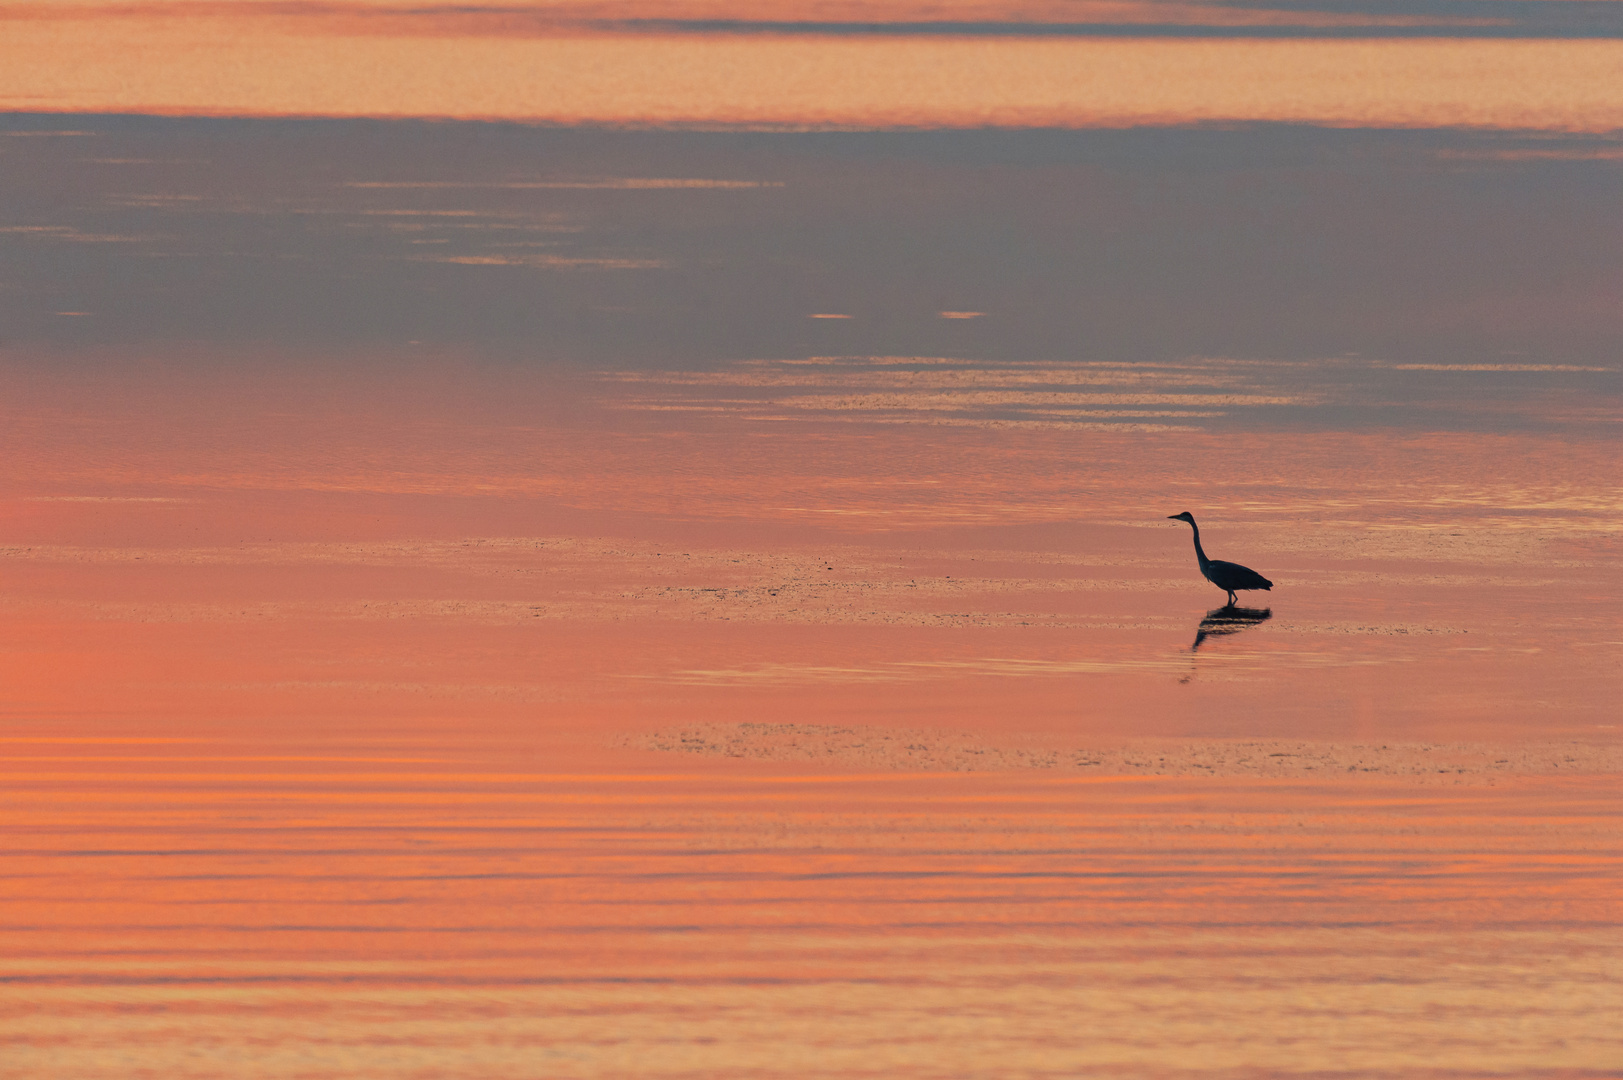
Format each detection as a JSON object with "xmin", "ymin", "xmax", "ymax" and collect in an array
[{"xmin": 2, "ymin": 118, "xmax": 1620, "ymax": 407}]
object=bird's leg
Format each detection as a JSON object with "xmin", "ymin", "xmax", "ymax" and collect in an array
[{"xmin": 1226, "ymin": 590, "xmax": 1237, "ymax": 607}]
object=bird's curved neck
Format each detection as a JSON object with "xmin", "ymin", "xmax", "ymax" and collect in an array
[{"xmin": 1186, "ymin": 521, "xmax": 1210, "ymax": 568}]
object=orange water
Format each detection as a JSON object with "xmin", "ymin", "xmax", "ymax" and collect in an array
[
  {"xmin": 2, "ymin": 103, "xmax": 1620, "ymax": 1074},
  {"xmin": 4, "ymin": 727, "xmax": 1621, "ymax": 1078},
  {"xmin": 4, "ymin": 12, "xmax": 1623, "ymax": 129}
]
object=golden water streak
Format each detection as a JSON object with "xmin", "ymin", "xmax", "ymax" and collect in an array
[{"xmin": 3, "ymin": 17, "xmax": 1622, "ymax": 129}]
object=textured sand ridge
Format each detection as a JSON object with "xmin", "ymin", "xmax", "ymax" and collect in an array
[{"xmin": 635, "ymin": 723, "xmax": 1623, "ymax": 779}]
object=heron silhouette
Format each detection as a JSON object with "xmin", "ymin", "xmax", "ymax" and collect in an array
[{"xmin": 1167, "ymin": 512, "xmax": 1273, "ymax": 607}]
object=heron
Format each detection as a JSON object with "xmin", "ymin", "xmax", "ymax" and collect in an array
[{"xmin": 1167, "ymin": 512, "xmax": 1273, "ymax": 607}]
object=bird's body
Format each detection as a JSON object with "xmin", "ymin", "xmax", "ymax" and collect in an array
[{"xmin": 1167, "ymin": 512, "xmax": 1273, "ymax": 606}]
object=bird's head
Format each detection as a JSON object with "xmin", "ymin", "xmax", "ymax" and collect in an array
[{"xmin": 1167, "ymin": 512, "xmax": 1196, "ymax": 524}]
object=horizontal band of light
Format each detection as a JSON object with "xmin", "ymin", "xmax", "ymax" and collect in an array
[{"xmin": 3, "ymin": 24, "xmax": 1622, "ymax": 130}]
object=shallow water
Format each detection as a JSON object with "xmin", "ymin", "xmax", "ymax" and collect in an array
[
  {"xmin": 4, "ymin": 739, "xmax": 1621, "ymax": 1078},
  {"xmin": 2, "ymin": 116, "xmax": 1620, "ymax": 1075}
]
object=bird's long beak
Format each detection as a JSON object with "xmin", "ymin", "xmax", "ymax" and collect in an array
[{"xmin": 1166, "ymin": 514, "xmax": 1179, "ymax": 520}]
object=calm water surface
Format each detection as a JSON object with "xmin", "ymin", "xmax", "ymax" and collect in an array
[
  {"xmin": 4, "ymin": 737, "xmax": 1621, "ymax": 1078},
  {"xmin": 2, "ymin": 117, "xmax": 1620, "ymax": 1075}
]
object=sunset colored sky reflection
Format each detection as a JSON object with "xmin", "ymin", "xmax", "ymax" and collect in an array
[{"xmin": 2, "ymin": 8, "xmax": 1621, "ymax": 1079}]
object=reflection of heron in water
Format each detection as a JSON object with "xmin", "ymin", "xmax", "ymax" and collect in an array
[
  {"xmin": 1166, "ymin": 512, "xmax": 1273, "ymax": 607},
  {"xmin": 1191, "ymin": 604, "xmax": 1272, "ymax": 652}
]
